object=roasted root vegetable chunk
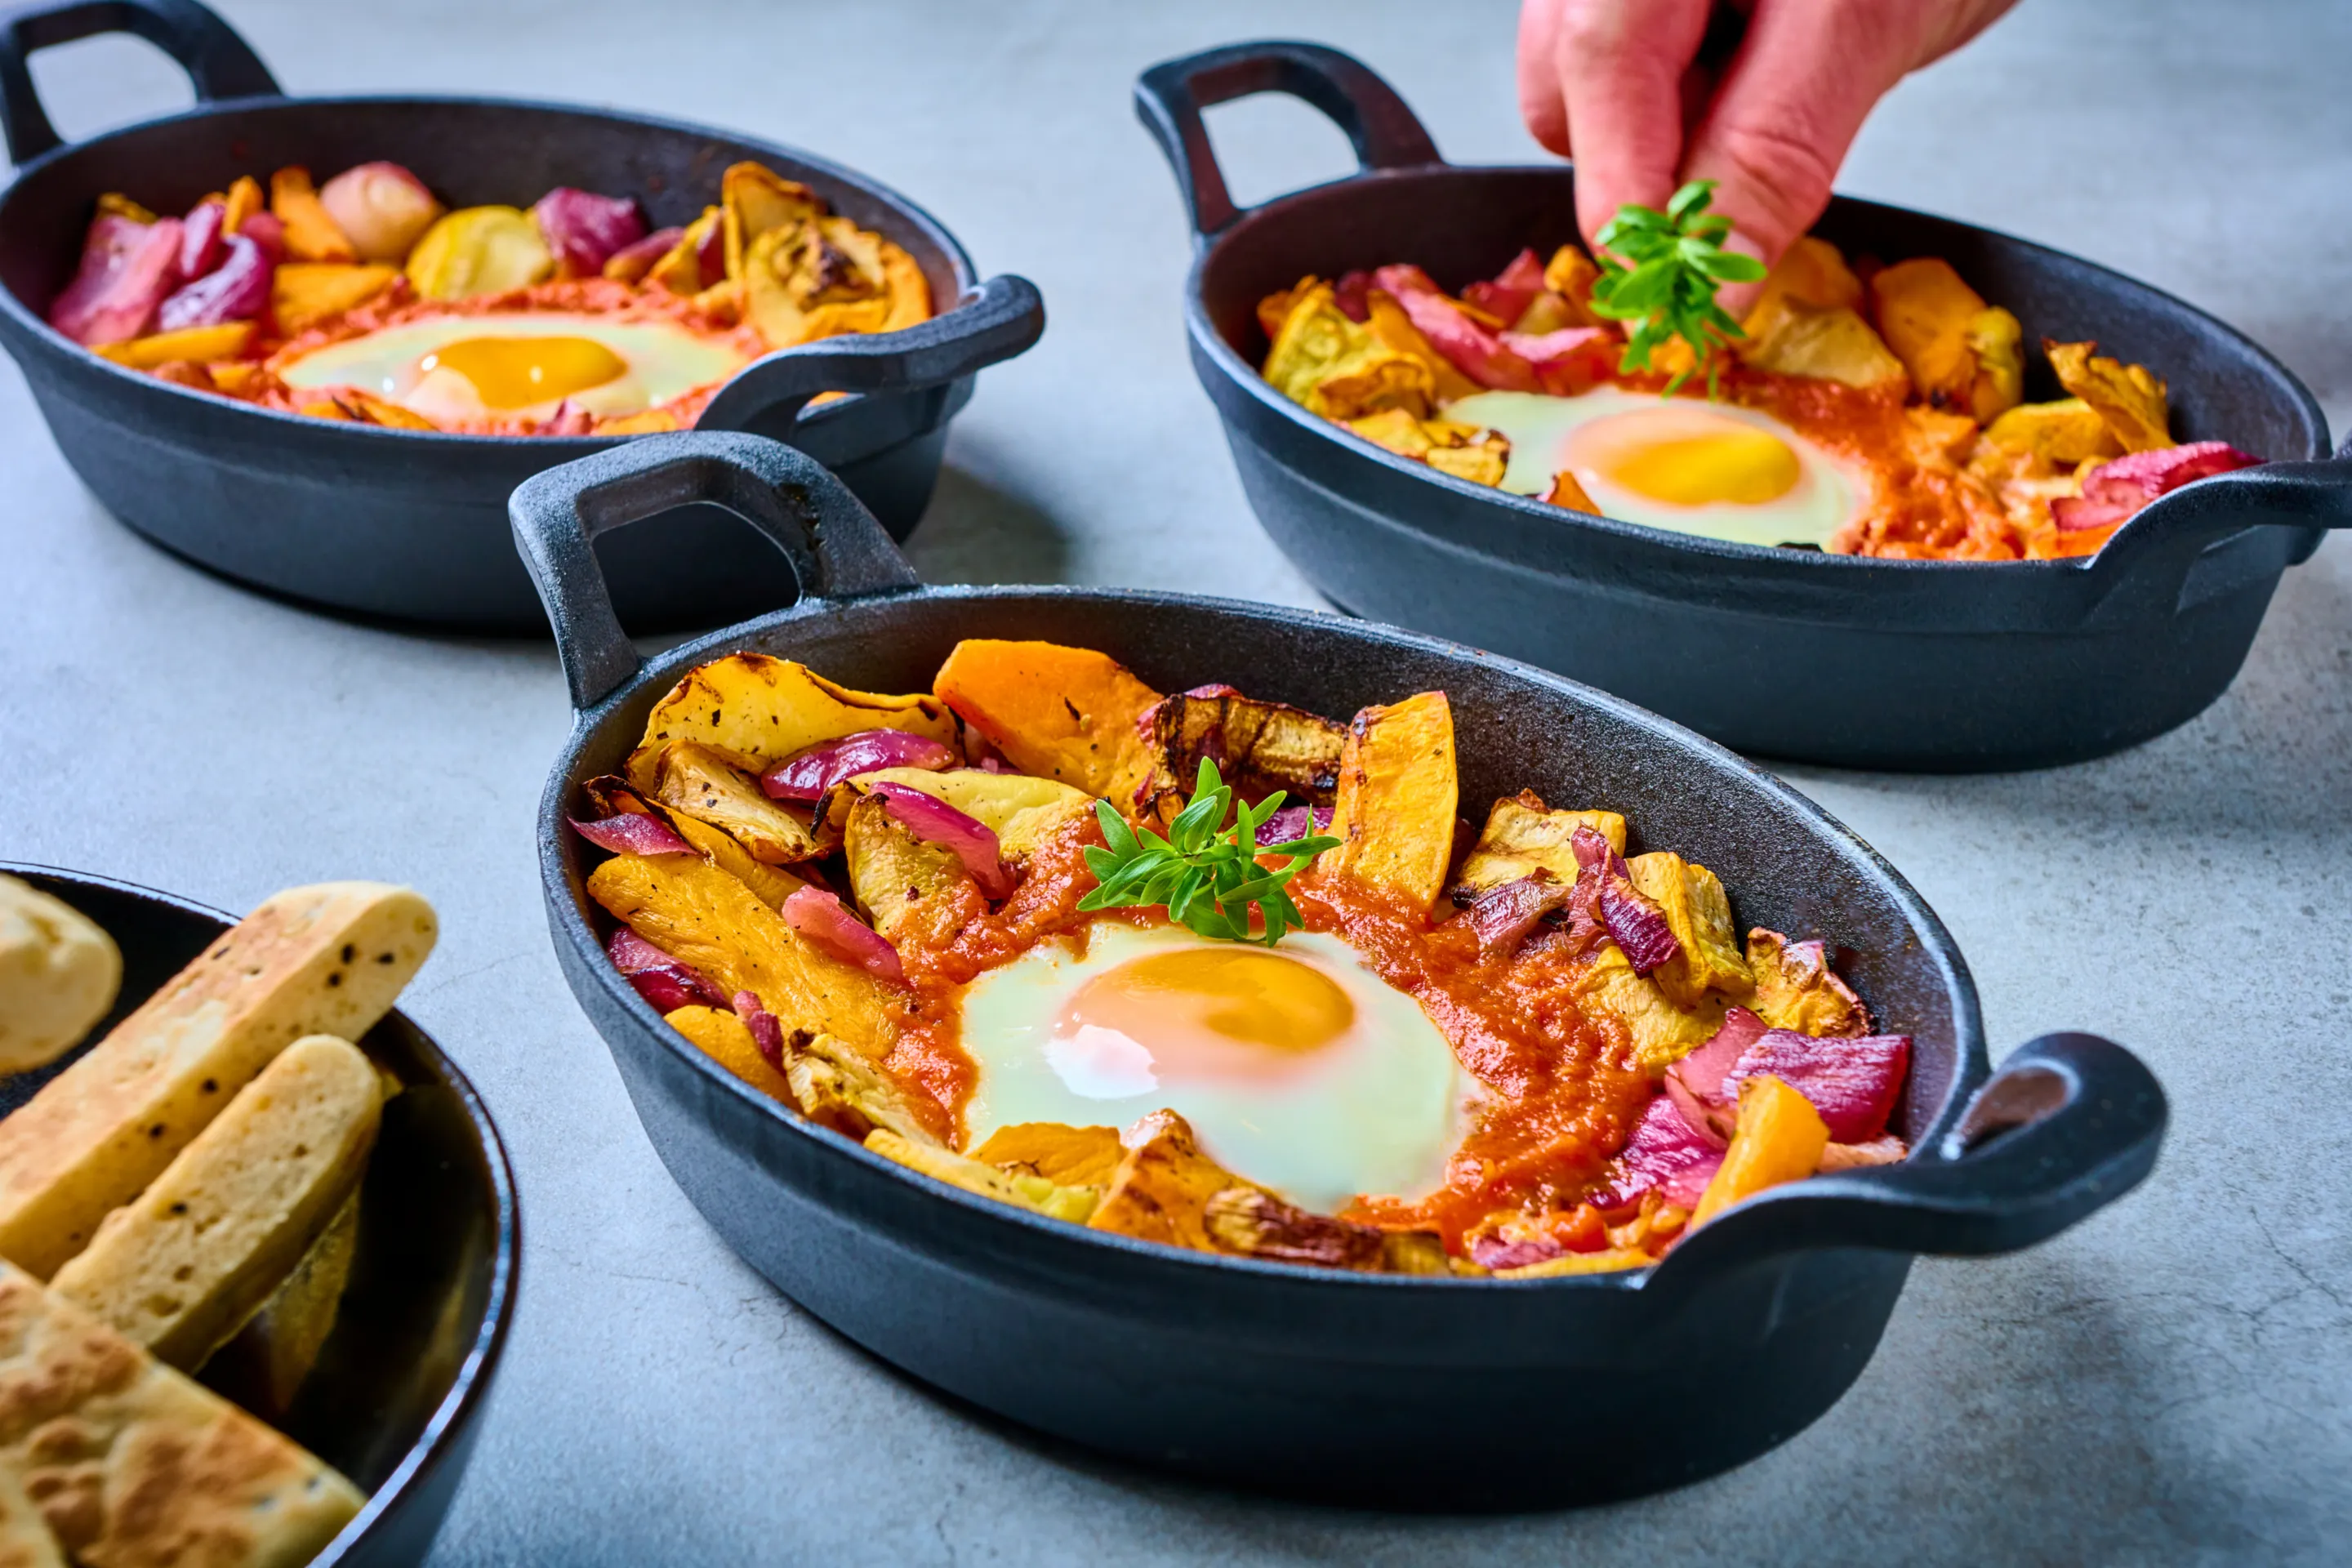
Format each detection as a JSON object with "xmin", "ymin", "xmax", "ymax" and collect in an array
[
  {"xmin": 582, "ymin": 777, "xmax": 805, "ymax": 909},
  {"xmin": 404, "ymin": 205, "xmax": 553, "ymax": 300},
  {"xmin": 785, "ymin": 1032, "xmax": 938, "ymax": 1146},
  {"xmin": 268, "ymin": 167, "xmax": 356, "ymax": 262},
  {"xmin": 627, "ymin": 653, "xmax": 955, "ymax": 794},
  {"xmin": 1203, "ymin": 1187, "xmax": 1450, "ymax": 1274},
  {"xmin": 840, "ymin": 794, "xmax": 971, "ymax": 939},
  {"xmin": 830, "ymin": 768, "xmax": 1094, "ymax": 864},
  {"xmin": 1738, "ymin": 300, "xmax": 1908, "ymax": 390},
  {"xmin": 1085, "ymin": 1109, "xmax": 1244, "ymax": 1253},
  {"xmin": 665, "ymin": 1003, "xmax": 795, "ymax": 1103},
  {"xmin": 1323, "ymin": 690, "xmax": 1458, "ymax": 913},
  {"xmin": 1450, "ymin": 791, "xmax": 1628, "ymax": 901},
  {"xmin": 271, "ymin": 263, "xmax": 397, "ymax": 336},
  {"xmin": 95, "ymin": 322, "xmax": 254, "ymax": 370},
  {"xmin": 1143, "ymin": 688, "xmax": 1346, "ymax": 808},
  {"xmin": 1983, "ymin": 398, "xmax": 2119, "ymax": 467},
  {"xmin": 586, "ymin": 850, "xmax": 894, "ymax": 1058},
  {"xmin": 1624, "ymin": 851, "xmax": 1753, "ymax": 1005},
  {"xmin": 866, "ymin": 1129, "xmax": 1097, "ymax": 1220},
  {"xmin": 1576, "ymin": 943, "xmax": 1726, "ymax": 1071},
  {"xmin": 1261, "ymin": 281, "xmax": 1434, "ymax": 420},
  {"xmin": 1690, "ymin": 1075, "xmax": 1830, "ymax": 1227},
  {"xmin": 971, "ymin": 1123, "xmax": 1125, "ymax": 1188},
  {"xmin": 2045, "ymin": 339, "xmax": 2171, "ymax": 453},
  {"xmin": 652, "ymin": 742, "xmax": 827, "ymax": 864},
  {"xmin": 933, "ymin": 639, "xmax": 1160, "ymax": 803},
  {"xmin": 1747, "ymin": 929, "xmax": 1871, "ymax": 1037}
]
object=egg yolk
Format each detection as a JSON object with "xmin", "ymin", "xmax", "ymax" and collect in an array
[
  {"xmin": 419, "ymin": 335, "xmax": 627, "ymax": 409},
  {"xmin": 1573, "ymin": 408, "xmax": 1802, "ymax": 506},
  {"xmin": 1054, "ymin": 947, "xmax": 1355, "ymax": 1081}
]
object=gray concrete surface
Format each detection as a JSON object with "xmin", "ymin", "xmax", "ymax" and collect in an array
[{"xmin": 4, "ymin": 1, "xmax": 2347, "ymax": 1562}]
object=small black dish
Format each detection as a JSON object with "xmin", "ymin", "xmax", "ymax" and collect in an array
[
  {"xmin": 0, "ymin": 863, "xmax": 518, "ymax": 1566},
  {"xmin": 519, "ymin": 430, "xmax": 2165, "ymax": 1509},
  {"xmin": 1135, "ymin": 41, "xmax": 2352, "ymax": 772},
  {"xmin": 0, "ymin": 0, "xmax": 1043, "ymax": 631}
]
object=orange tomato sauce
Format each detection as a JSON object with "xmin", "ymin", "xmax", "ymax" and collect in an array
[{"xmin": 881, "ymin": 815, "xmax": 1657, "ymax": 1254}]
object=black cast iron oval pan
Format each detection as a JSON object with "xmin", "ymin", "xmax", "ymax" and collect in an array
[
  {"xmin": 0, "ymin": 863, "xmax": 518, "ymax": 1566},
  {"xmin": 0, "ymin": 0, "xmax": 1044, "ymax": 632},
  {"xmin": 514, "ymin": 430, "xmax": 2165, "ymax": 1509},
  {"xmin": 1135, "ymin": 42, "xmax": 2352, "ymax": 773}
]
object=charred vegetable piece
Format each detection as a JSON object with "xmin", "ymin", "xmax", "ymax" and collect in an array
[
  {"xmin": 826, "ymin": 769, "xmax": 1094, "ymax": 864},
  {"xmin": 1465, "ymin": 871, "xmax": 1575, "ymax": 956},
  {"xmin": 971, "ymin": 1123, "xmax": 1125, "ymax": 1188},
  {"xmin": 866, "ymin": 1129, "xmax": 1095, "ymax": 1219},
  {"xmin": 1624, "ymin": 851, "xmax": 1752, "ymax": 1005},
  {"xmin": 629, "ymin": 653, "xmax": 954, "ymax": 795},
  {"xmin": 762, "ymin": 728, "xmax": 958, "ymax": 802},
  {"xmin": 1262, "ymin": 280, "xmax": 1435, "ymax": 419},
  {"xmin": 1143, "ymin": 688, "xmax": 1346, "ymax": 808},
  {"xmin": 786, "ymin": 1033, "xmax": 938, "ymax": 1146},
  {"xmin": 2052, "ymin": 441, "xmax": 2263, "ymax": 536},
  {"xmin": 2044, "ymin": 339, "xmax": 2172, "ymax": 453},
  {"xmin": 1450, "ymin": 791, "xmax": 1628, "ymax": 902},
  {"xmin": 1570, "ymin": 826, "xmax": 1679, "ymax": 975},
  {"xmin": 1576, "ymin": 942, "xmax": 1726, "ymax": 1071},
  {"xmin": 582, "ymin": 777, "xmax": 805, "ymax": 911},
  {"xmin": 1205, "ymin": 1187, "xmax": 1450, "ymax": 1274},
  {"xmin": 317, "ymin": 163, "xmax": 443, "ymax": 262},
  {"xmin": 866, "ymin": 782, "xmax": 1012, "ymax": 899},
  {"xmin": 1746, "ymin": 929, "xmax": 1870, "ymax": 1037},
  {"xmin": 1323, "ymin": 691, "xmax": 1458, "ymax": 914},
  {"xmin": 652, "ymin": 742, "xmax": 826, "ymax": 864}
]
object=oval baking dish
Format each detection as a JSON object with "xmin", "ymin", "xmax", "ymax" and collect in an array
[
  {"xmin": 1135, "ymin": 41, "xmax": 2351, "ymax": 772},
  {"xmin": 519, "ymin": 430, "xmax": 2164, "ymax": 1508},
  {"xmin": 0, "ymin": 864, "xmax": 517, "ymax": 1566},
  {"xmin": 0, "ymin": 0, "xmax": 1041, "ymax": 631}
]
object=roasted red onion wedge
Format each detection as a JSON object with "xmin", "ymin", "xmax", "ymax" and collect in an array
[
  {"xmin": 570, "ymin": 812, "xmax": 696, "ymax": 857},
  {"xmin": 602, "ymin": 225, "xmax": 682, "ymax": 284},
  {"xmin": 158, "ymin": 233, "xmax": 272, "ymax": 332},
  {"xmin": 760, "ymin": 729, "xmax": 958, "ymax": 801},
  {"xmin": 1607, "ymin": 1094, "xmax": 1722, "ymax": 1209},
  {"xmin": 1718, "ymin": 1029, "xmax": 1911, "ymax": 1143},
  {"xmin": 1568, "ymin": 824, "xmax": 1681, "ymax": 974},
  {"xmin": 532, "ymin": 187, "xmax": 648, "ymax": 277},
  {"xmin": 2053, "ymin": 441, "xmax": 2264, "ymax": 532},
  {"xmin": 1373, "ymin": 264, "xmax": 1542, "ymax": 393},
  {"xmin": 1664, "ymin": 1071, "xmax": 1732, "ymax": 1147},
  {"xmin": 781, "ymin": 887, "xmax": 907, "ymax": 983},
  {"xmin": 1673, "ymin": 1006, "xmax": 1770, "ymax": 1100},
  {"xmin": 608, "ymin": 927, "xmax": 728, "ymax": 1012},
  {"xmin": 1255, "ymin": 803, "xmax": 1334, "ymax": 849},
  {"xmin": 178, "ymin": 198, "xmax": 227, "ymax": 279},
  {"xmin": 1465, "ymin": 871, "xmax": 1575, "ymax": 956},
  {"xmin": 731, "ymin": 989, "xmax": 788, "ymax": 1070},
  {"xmin": 1461, "ymin": 248, "xmax": 1546, "ymax": 326},
  {"xmin": 1331, "ymin": 269, "xmax": 1373, "ymax": 322},
  {"xmin": 50, "ymin": 214, "xmax": 183, "ymax": 345},
  {"xmin": 866, "ymin": 782, "xmax": 1013, "ymax": 898}
]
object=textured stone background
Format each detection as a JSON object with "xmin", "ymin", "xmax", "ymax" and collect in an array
[{"xmin": 2, "ymin": 2, "xmax": 2345, "ymax": 1562}]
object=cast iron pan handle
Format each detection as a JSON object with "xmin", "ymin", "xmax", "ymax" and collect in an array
[
  {"xmin": 1135, "ymin": 40, "xmax": 1441, "ymax": 243},
  {"xmin": 1648, "ymin": 1032, "xmax": 2165, "ymax": 1291},
  {"xmin": 696, "ymin": 273, "xmax": 1043, "ymax": 434},
  {"xmin": 0, "ymin": 0, "xmax": 278, "ymax": 165},
  {"xmin": 510, "ymin": 430, "xmax": 919, "ymax": 711},
  {"xmin": 2090, "ymin": 430, "xmax": 2352, "ymax": 617}
]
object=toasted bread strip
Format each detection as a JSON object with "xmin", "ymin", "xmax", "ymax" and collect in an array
[
  {"xmin": 0, "ymin": 884, "xmax": 433, "ymax": 1278},
  {"xmin": 51, "ymin": 1036, "xmax": 382, "ymax": 1370},
  {"xmin": 0, "ymin": 876, "xmax": 122, "ymax": 1076},
  {"xmin": 0, "ymin": 1462, "xmax": 62, "ymax": 1568},
  {"xmin": 0, "ymin": 1262, "xmax": 363, "ymax": 1565}
]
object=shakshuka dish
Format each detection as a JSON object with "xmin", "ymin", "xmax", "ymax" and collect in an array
[
  {"xmin": 47, "ymin": 158, "xmax": 929, "ymax": 434},
  {"xmin": 1257, "ymin": 240, "xmax": 2262, "ymax": 559},
  {"xmin": 566, "ymin": 639, "xmax": 1912, "ymax": 1278}
]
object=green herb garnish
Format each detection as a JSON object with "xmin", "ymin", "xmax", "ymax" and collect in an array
[
  {"xmin": 1587, "ymin": 178, "xmax": 1769, "ymax": 398},
  {"xmin": 1077, "ymin": 759, "xmax": 1340, "ymax": 947}
]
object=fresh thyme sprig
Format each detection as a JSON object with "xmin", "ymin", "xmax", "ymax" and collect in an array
[
  {"xmin": 1077, "ymin": 759, "xmax": 1340, "ymax": 947},
  {"xmin": 1587, "ymin": 179, "xmax": 1769, "ymax": 398}
]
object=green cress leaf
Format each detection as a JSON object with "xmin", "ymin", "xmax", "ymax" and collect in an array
[
  {"xmin": 1076, "ymin": 758, "xmax": 1341, "ymax": 947},
  {"xmin": 1587, "ymin": 178, "xmax": 1769, "ymax": 397}
]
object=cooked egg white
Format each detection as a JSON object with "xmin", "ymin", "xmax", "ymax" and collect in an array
[
  {"xmin": 1447, "ymin": 386, "xmax": 1864, "ymax": 547},
  {"xmin": 959, "ymin": 923, "xmax": 1467, "ymax": 1212},
  {"xmin": 278, "ymin": 312, "xmax": 749, "ymax": 424}
]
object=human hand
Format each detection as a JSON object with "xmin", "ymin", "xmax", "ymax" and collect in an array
[{"xmin": 1518, "ymin": 0, "xmax": 2019, "ymax": 272}]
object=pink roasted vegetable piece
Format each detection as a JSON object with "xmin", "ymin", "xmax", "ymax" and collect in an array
[
  {"xmin": 1499, "ymin": 325, "xmax": 1615, "ymax": 397},
  {"xmin": 1718, "ymin": 1029, "xmax": 1912, "ymax": 1144},
  {"xmin": 1331, "ymin": 270, "xmax": 1373, "ymax": 323},
  {"xmin": 157, "ymin": 233, "xmax": 273, "ymax": 332},
  {"xmin": 237, "ymin": 210, "xmax": 287, "ymax": 259},
  {"xmin": 603, "ymin": 225, "xmax": 683, "ymax": 284},
  {"xmin": 2052, "ymin": 441, "xmax": 2263, "ymax": 533},
  {"xmin": 608, "ymin": 926, "xmax": 729, "ymax": 1012},
  {"xmin": 866, "ymin": 781, "xmax": 1013, "ymax": 899},
  {"xmin": 50, "ymin": 214, "xmax": 183, "ymax": 345},
  {"xmin": 1608, "ymin": 1094, "xmax": 1722, "ymax": 1209},
  {"xmin": 731, "ymin": 989, "xmax": 789, "ymax": 1070},
  {"xmin": 1466, "ymin": 871, "xmax": 1575, "ymax": 956},
  {"xmin": 570, "ymin": 812, "xmax": 697, "ymax": 858},
  {"xmin": 1461, "ymin": 247, "xmax": 1546, "ymax": 325},
  {"xmin": 760, "ymin": 729, "xmax": 959, "ymax": 802},
  {"xmin": 1673, "ymin": 1006, "xmax": 1770, "ymax": 1101},
  {"xmin": 532, "ymin": 187, "xmax": 648, "ymax": 278},
  {"xmin": 1569, "ymin": 824, "xmax": 1680, "ymax": 975},
  {"xmin": 1372, "ymin": 263, "xmax": 1541, "ymax": 393},
  {"xmin": 781, "ymin": 887, "xmax": 907, "ymax": 984},
  {"xmin": 1664, "ymin": 1071, "xmax": 1731, "ymax": 1147},
  {"xmin": 179, "ymin": 199, "xmax": 228, "ymax": 279},
  {"xmin": 1255, "ymin": 803, "xmax": 1334, "ymax": 849},
  {"xmin": 318, "ymin": 161, "xmax": 444, "ymax": 262}
]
